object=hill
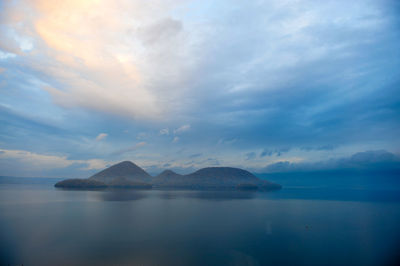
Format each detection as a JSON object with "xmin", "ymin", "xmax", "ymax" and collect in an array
[
  {"xmin": 154, "ymin": 167, "xmax": 281, "ymax": 190},
  {"xmin": 108, "ymin": 177, "xmax": 152, "ymax": 189},
  {"xmin": 152, "ymin": 170, "xmax": 185, "ymax": 186},
  {"xmin": 89, "ymin": 161, "xmax": 152, "ymax": 184}
]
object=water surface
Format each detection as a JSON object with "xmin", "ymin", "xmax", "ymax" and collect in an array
[{"xmin": 1, "ymin": 184, "xmax": 399, "ymax": 265}]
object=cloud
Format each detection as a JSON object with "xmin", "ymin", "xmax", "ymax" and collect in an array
[
  {"xmin": 0, "ymin": 0, "xmax": 399, "ymax": 178},
  {"xmin": 300, "ymin": 145, "xmax": 336, "ymax": 151},
  {"xmin": 95, "ymin": 133, "xmax": 108, "ymax": 141},
  {"xmin": 159, "ymin": 128, "xmax": 169, "ymax": 135},
  {"xmin": 0, "ymin": 148, "xmax": 73, "ymax": 169},
  {"xmin": 203, "ymin": 158, "xmax": 220, "ymax": 166},
  {"xmin": 174, "ymin": 124, "xmax": 190, "ymax": 135},
  {"xmin": 0, "ymin": 0, "xmax": 199, "ymax": 120},
  {"xmin": 137, "ymin": 17, "xmax": 183, "ymax": 46},
  {"xmin": 260, "ymin": 147, "xmax": 290, "ymax": 157},
  {"xmin": 81, "ymin": 159, "xmax": 111, "ymax": 170},
  {"xmin": 245, "ymin": 152, "xmax": 256, "ymax": 160},
  {"xmin": 0, "ymin": 148, "xmax": 109, "ymax": 176},
  {"xmin": 217, "ymin": 138, "xmax": 237, "ymax": 145},
  {"xmin": 136, "ymin": 132, "xmax": 147, "ymax": 140},
  {"xmin": 112, "ymin": 141, "xmax": 146, "ymax": 156},
  {"xmin": 172, "ymin": 136, "xmax": 179, "ymax": 143}
]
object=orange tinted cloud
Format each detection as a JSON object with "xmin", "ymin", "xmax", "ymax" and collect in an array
[{"xmin": 2, "ymin": 0, "xmax": 191, "ymax": 120}]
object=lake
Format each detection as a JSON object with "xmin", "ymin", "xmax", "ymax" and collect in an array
[{"xmin": 1, "ymin": 184, "xmax": 400, "ymax": 266}]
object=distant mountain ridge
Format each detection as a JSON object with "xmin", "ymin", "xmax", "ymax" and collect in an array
[{"xmin": 55, "ymin": 161, "xmax": 281, "ymax": 190}]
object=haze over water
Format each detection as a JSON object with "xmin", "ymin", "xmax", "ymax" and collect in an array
[{"xmin": 1, "ymin": 183, "xmax": 399, "ymax": 266}]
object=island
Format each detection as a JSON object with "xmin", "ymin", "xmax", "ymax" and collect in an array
[{"xmin": 55, "ymin": 161, "xmax": 281, "ymax": 191}]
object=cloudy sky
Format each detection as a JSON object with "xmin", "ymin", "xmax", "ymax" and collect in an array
[{"xmin": 0, "ymin": 0, "xmax": 399, "ymax": 177}]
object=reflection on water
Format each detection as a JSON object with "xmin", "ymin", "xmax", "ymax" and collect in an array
[
  {"xmin": 96, "ymin": 189, "xmax": 258, "ymax": 202},
  {"xmin": 99, "ymin": 189, "xmax": 147, "ymax": 201},
  {"xmin": 181, "ymin": 190, "xmax": 257, "ymax": 201},
  {"xmin": 95, "ymin": 187, "xmax": 400, "ymax": 203},
  {"xmin": 1, "ymin": 184, "xmax": 400, "ymax": 266}
]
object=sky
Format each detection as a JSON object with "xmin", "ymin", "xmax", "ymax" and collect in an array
[{"xmin": 0, "ymin": 0, "xmax": 399, "ymax": 177}]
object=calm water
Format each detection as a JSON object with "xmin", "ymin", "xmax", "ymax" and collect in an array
[{"xmin": 1, "ymin": 184, "xmax": 400, "ymax": 266}]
